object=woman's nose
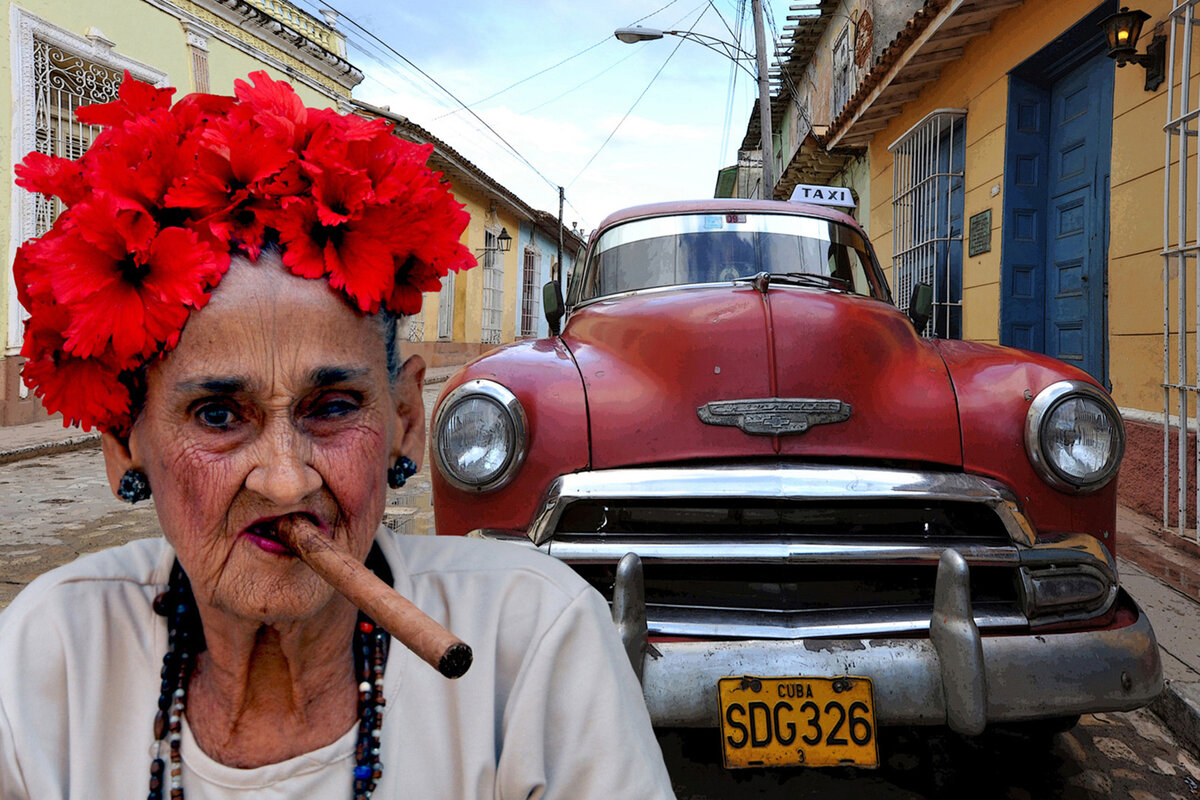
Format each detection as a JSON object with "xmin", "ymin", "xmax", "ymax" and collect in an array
[{"xmin": 244, "ymin": 417, "xmax": 321, "ymax": 506}]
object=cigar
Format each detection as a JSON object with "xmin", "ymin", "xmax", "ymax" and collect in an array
[{"xmin": 276, "ymin": 517, "xmax": 472, "ymax": 679}]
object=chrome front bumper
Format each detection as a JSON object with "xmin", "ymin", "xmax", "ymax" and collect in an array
[
  {"xmin": 629, "ymin": 549, "xmax": 1162, "ymax": 732},
  {"xmin": 478, "ymin": 533, "xmax": 1163, "ymax": 732},
  {"xmin": 474, "ymin": 464, "xmax": 1163, "ymax": 732}
]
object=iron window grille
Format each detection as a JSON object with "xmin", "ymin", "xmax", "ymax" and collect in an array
[
  {"xmin": 481, "ymin": 230, "xmax": 504, "ymax": 345},
  {"xmin": 832, "ymin": 25, "xmax": 852, "ymax": 118},
  {"xmin": 437, "ymin": 271, "xmax": 454, "ymax": 340},
  {"xmin": 1163, "ymin": 0, "xmax": 1200, "ymax": 537},
  {"xmin": 890, "ymin": 108, "xmax": 967, "ymax": 339},
  {"xmin": 520, "ymin": 248, "xmax": 539, "ymax": 337}
]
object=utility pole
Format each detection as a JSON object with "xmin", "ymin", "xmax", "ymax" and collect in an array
[
  {"xmin": 750, "ymin": 0, "xmax": 775, "ymax": 196},
  {"xmin": 556, "ymin": 186, "xmax": 564, "ymax": 284}
]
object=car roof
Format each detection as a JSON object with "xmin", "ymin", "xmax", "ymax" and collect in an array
[{"xmin": 592, "ymin": 199, "xmax": 864, "ymax": 237}]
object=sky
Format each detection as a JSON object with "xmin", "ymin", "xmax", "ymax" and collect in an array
[{"xmin": 292, "ymin": 1, "xmax": 799, "ymax": 234}]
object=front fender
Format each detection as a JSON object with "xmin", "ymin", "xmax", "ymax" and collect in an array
[
  {"xmin": 431, "ymin": 338, "xmax": 589, "ymax": 538},
  {"xmin": 934, "ymin": 340, "xmax": 1118, "ymax": 548}
]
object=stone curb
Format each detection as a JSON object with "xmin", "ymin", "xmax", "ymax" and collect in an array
[
  {"xmin": 0, "ymin": 373, "xmax": 454, "ymax": 466},
  {"xmin": 0, "ymin": 434, "xmax": 102, "ymax": 466},
  {"xmin": 1151, "ymin": 681, "xmax": 1200, "ymax": 757}
]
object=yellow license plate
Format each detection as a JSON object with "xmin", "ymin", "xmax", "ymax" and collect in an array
[{"xmin": 717, "ymin": 675, "xmax": 879, "ymax": 769}]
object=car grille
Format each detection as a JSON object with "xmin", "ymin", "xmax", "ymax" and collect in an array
[{"xmin": 527, "ymin": 465, "xmax": 1041, "ymax": 639}]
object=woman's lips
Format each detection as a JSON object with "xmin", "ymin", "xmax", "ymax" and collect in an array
[{"xmin": 240, "ymin": 515, "xmax": 322, "ymax": 556}]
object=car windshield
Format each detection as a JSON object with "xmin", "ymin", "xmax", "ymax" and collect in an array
[{"xmin": 575, "ymin": 212, "xmax": 884, "ymax": 303}]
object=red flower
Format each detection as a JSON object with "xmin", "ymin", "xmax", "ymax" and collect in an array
[
  {"xmin": 75, "ymin": 70, "xmax": 175, "ymax": 128},
  {"xmin": 14, "ymin": 152, "xmax": 86, "ymax": 207},
  {"xmin": 44, "ymin": 223, "xmax": 224, "ymax": 361},
  {"xmin": 21, "ymin": 306, "xmax": 131, "ymax": 432},
  {"xmin": 272, "ymin": 200, "xmax": 398, "ymax": 312},
  {"xmin": 303, "ymin": 161, "xmax": 374, "ymax": 227},
  {"xmin": 234, "ymin": 71, "xmax": 309, "ymax": 149},
  {"xmin": 13, "ymin": 241, "xmax": 55, "ymax": 313},
  {"xmin": 85, "ymin": 109, "xmax": 185, "ymax": 214}
]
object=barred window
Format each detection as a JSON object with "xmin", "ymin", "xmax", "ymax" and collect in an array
[
  {"xmin": 832, "ymin": 26, "xmax": 852, "ymax": 118},
  {"xmin": 437, "ymin": 271, "xmax": 454, "ymax": 340},
  {"xmin": 520, "ymin": 249, "xmax": 539, "ymax": 337},
  {"xmin": 31, "ymin": 39, "xmax": 121, "ymax": 237},
  {"xmin": 481, "ymin": 230, "xmax": 504, "ymax": 345},
  {"xmin": 890, "ymin": 109, "xmax": 966, "ymax": 338}
]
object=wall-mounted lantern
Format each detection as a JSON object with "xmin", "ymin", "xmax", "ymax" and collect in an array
[
  {"xmin": 1099, "ymin": 7, "xmax": 1166, "ymax": 91},
  {"xmin": 478, "ymin": 227, "xmax": 513, "ymax": 255}
]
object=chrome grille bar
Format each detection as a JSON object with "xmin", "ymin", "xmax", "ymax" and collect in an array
[{"xmin": 528, "ymin": 465, "xmax": 1035, "ymax": 547}]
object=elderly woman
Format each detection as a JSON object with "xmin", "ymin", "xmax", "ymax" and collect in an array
[{"xmin": 0, "ymin": 73, "xmax": 673, "ymax": 799}]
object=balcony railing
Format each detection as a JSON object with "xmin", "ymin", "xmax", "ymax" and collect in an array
[{"xmin": 243, "ymin": 0, "xmax": 341, "ymax": 53}]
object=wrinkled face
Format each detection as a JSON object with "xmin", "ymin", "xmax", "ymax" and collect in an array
[{"xmin": 126, "ymin": 253, "xmax": 404, "ymax": 623}]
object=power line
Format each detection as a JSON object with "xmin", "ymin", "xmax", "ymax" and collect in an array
[
  {"xmin": 436, "ymin": 0, "xmax": 691, "ymax": 119},
  {"xmin": 435, "ymin": 38, "xmax": 611, "ymax": 120},
  {"xmin": 523, "ymin": 50, "xmax": 642, "ymax": 115},
  {"xmin": 717, "ymin": 0, "xmax": 748, "ymax": 169},
  {"xmin": 313, "ymin": 1, "xmax": 563, "ymax": 196},
  {"xmin": 567, "ymin": 5, "xmax": 708, "ymax": 190}
]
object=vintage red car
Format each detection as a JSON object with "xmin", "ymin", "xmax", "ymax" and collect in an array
[{"xmin": 429, "ymin": 198, "xmax": 1162, "ymax": 769}]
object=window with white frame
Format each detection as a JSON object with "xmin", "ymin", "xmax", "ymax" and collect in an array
[
  {"xmin": 832, "ymin": 25, "xmax": 852, "ymax": 117},
  {"xmin": 890, "ymin": 109, "xmax": 966, "ymax": 339},
  {"xmin": 481, "ymin": 230, "xmax": 504, "ymax": 344},
  {"xmin": 437, "ymin": 271, "xmax": 454, "ymax": 340},
  {"xmin": 9, "ymin": 8, "xmax": 167, "ymax": 356},
  {"xmin": 520, "ymin": 248, "xmax": 539, "ymax": 337}
]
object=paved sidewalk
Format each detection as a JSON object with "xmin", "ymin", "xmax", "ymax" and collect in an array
[{"xmin": 1116, "ymin": 506, "xmax": 1200, "ymax": 756}]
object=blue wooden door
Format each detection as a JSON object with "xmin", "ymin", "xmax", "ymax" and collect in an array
[{"xmin": 1002, "ymin": 52, "xmax": 1113, "ymax": 384}]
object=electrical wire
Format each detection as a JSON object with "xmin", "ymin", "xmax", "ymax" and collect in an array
[
  {"xmin": 566, "ymin": 5, "xmax": 708, "ymax": 189},
  {"xmin": 716, "ymin": 0, "xmax": 747, "ymax": 169},
  {"xmin": 522, "ymin": 50, "xmax": 642, "ymax": 115},
  {"xmin": 434, "ymin": 0, "xmax": 691, "ymax": 119},
  {"xmin": 304, "ymin": 1, "xmax": 564, "ymax": 196}
]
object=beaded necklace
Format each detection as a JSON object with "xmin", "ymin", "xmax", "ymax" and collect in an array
[{"xmin": 148, "ymin": 548, "xmax": 393, "ymax": 800}]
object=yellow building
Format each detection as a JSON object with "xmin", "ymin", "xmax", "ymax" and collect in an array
[
  {"xmin": 1, "ymin": 0, "xmax": 361, "ymax": 425},
  {"xmin": 755, "ymin": 0, "xmax": 1195, "ymax": 526},
  {"xmin": 355, "ymin": 101, "xmax": 584, "ymax": 369}
]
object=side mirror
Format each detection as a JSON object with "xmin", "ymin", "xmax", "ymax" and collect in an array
[
  {"xmin": 908, "ymin": 282, "xmax": 933, "ymax": 334},
  {"xmin": 543, "ymin": 280, "xmax": 565, "ymax": 335}
]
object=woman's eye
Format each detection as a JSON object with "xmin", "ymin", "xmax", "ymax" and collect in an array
[
  {"xmin": 195, "ymin": 403, "xmax": 238, "ymax": 429},
  {"xmin": 313, "ymin": 396, "xmax": 359, "ymax": 419}
]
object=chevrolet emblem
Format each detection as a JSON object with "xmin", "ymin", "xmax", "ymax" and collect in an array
[{"xmin": 697, "ymin": 398, "xmax": 852, "ymax": 436}]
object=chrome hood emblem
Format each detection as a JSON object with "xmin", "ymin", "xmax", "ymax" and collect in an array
[{"xmin": 697, "ymin": 398, "xmax": 852, "ymax": 436}]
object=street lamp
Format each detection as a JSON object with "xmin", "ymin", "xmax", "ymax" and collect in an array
[
  {"xmin": 614, "ymin": 0, "xmax": 776, "ymax": 194},
  {"xmin": 613, "ymin": 27, "xmax": 757, "ymax": 79}
]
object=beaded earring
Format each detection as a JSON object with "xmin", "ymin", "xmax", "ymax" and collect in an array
[
  {"xmin": 118, "ymin": 469, "xmax": 151, "ymax": 504},
  {"xmin": 387, "ymin": 457, "xmax": 418, "ymax": 489}
]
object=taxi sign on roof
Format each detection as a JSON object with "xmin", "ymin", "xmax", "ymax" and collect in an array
[{"xmin": 789, "ymin": 184, "xmax": 855, "ymax": 208}]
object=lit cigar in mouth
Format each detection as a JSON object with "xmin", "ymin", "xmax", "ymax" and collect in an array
[{"xmin": 275, "ymin": 516, "xmax": 472, "ymax": 679}]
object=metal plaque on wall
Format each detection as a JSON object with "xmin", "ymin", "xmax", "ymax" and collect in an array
[{"xmin": 968, "ymin": 209, "xmax": 991, "ymax": 257}]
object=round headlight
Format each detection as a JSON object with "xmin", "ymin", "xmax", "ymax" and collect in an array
[
  {"xmin": 1025, "ymin": 380, "xmax": 1124, "ymax": 493},
  {"xmin": 434, "ymin": 380, "xmax": 527, "ymax": 492}
]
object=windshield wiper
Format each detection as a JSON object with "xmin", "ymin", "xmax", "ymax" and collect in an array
[{"xmin": 733, "ymin": 271, "xmax": 852, "ymax": 293}]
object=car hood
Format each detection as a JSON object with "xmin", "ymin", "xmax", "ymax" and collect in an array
[{"xmin": 562, "ymin": 285, "xmax": 962, "ymax": 470}]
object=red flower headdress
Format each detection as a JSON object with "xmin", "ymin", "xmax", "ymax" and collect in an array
[{"xmin": 14, "ymin": 71, "xmax": 476, "ymax": 433}]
